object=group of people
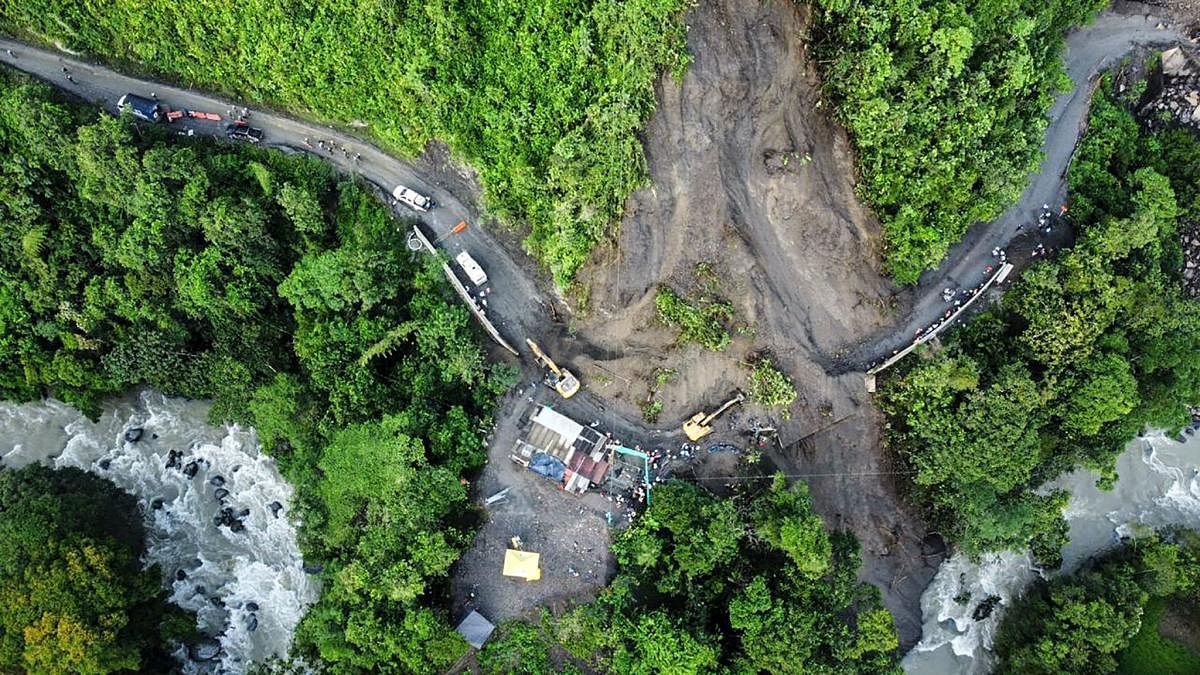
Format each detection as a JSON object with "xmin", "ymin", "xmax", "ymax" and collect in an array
[{"xmin": 304, "ymin": 137, "xmax": 362, "ymax": 162}]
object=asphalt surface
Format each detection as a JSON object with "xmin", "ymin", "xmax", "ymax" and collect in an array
[
  {"xmin": 841, "ymin": 7, "xmax": 1184, "ymax": 368},
  {"xmin": 0, "ymin": 36, "xmax": 552, "ymax": 362},
  {"xmin": 0, "ymin": 8, "xmax": 1180, "ymax": 380}
]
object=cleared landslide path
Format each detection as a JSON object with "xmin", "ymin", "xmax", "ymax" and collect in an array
[{"xmin": 842, "ymin": 6, "xmax": 1184, "ymax": 370}]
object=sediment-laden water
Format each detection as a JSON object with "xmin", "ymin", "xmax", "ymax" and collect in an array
[
  {"xmin": 0, "ymin": 390, "xmax": 317, "ymax": 673},
  {"xmin": 904, "ymin": 430, "xmax": 1200, "ymax": 674}
]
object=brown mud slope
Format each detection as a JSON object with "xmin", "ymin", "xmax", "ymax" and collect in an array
[{"xmin": 567, "ymin": 0, "xmax": 939, "ymax": 647}]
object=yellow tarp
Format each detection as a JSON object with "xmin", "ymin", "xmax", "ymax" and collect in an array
[{"xmin": 502, "ymin": 549, "xmax": 541, "ymax": 581}]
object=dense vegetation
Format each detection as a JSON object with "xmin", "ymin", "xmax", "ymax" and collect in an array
[
  {"xmin": 993, "ymin": 531, "xmax": 1200, "ymax": 674},
  {"xmin": 479, "ymin": 476, "xmax": 900, "ymax": 673},
  {"xmin": 0, "ymin": 0, "xmax": 690, "ymax": 287},
  {"xmin": 879, "ymin": 83, "xmax": 1200, "ymax": 558},
  {"xmin": 0, "ymin": 75, "xmax": 510, "ymax": 672},
  {"xmin": 812, "ymin": 0, "xmax": 1106, "ymax": 283},
  {"xmin": 0, "ymin": 465, "xmax": 192, "ymax": 674},
  {"xmin": 655, "ymin": 285, "xmax": 734, "ymax": 351},
  {"xmin": 746, "ymin": 355, "xmax": 798, "ymax": 410}
]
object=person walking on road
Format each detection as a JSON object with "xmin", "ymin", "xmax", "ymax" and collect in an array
[{"xmin": 4, "ymin": 49, "xmax": 13, "ymax": 58}]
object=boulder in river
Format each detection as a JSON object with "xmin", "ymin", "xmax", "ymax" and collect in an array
[
  {"xmin": 165, "ymin": 449, "xmax": 183, "ymax": 470},
  {"xmin": 209, "ymin": 475, "xmax": 225, "ymax": 487},
  {"xmin": 246, "ymin": 614, "xmax": 258, "ymax": 632},
  {"xmin": 123, "ymin": 427, "xmax": 144, "ymax": 443},
  {"xmin": 269, "ymin": 501, "xmax": 283, "ymax": 518},
  {"xmin": 191, "ymin": 639, "xmax": 221, "ymax": 661},
  {"xmin": 245, "ymin": 601, "xmax": 259, "ymax": 612},
  {"xmin": 175, "ymin": 569, "xmax": 188, "ymax": 581},
  {"xmin": 236, "ymin": 507, "xmax": 250, "ymax": 519},
  {"xmin": 229, "ymin": 520, "xmax": 245, "ymax": 533},
  {"xmin": 98, "ymin": 458, "xmax": 111, "ymax": 470},
  {"xmin": 214, "ymin": 488, "xmax": 229, "ymax": 501},
  {"xmin": 150, "ymin": 498, "xmax": 164, "ymax": 510},
  {"xmin": 183, "ymin": 460, "xmax": 200, "ymax": 479}
]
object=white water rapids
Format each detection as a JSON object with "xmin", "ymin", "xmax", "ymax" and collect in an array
[
  {"xmin": 903, "ymin": 429, "xmax": 1200, "ymax": 674},
  {"xmin": 0, "ymin": 390, "xmax": 318, "ymax": 673}
]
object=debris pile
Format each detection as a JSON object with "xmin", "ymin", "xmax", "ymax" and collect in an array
[
  {"xmin": 1139, "ymin": 46, "xmax": 1200, "ymax": 131},
  {"xmin": 1180, "ymin": 224, "xmax": 1200, "ymax": 298}
]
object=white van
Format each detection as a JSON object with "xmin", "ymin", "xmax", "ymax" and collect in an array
[
  {"xmin": 455, "ymin": 251, "xmax": 488, "ymax": 286},
  {"xmin": 392, "ymin": 185, "xmax": 434, "ymax": 212}
]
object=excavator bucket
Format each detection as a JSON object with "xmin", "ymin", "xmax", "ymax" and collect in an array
[
  {"xmin": 681, "ymin": 392, "xmax": 744, "ymax": 442},
  {"xmin": 683, "ymin": 413, "xmax": 713, "ymax": 442}
]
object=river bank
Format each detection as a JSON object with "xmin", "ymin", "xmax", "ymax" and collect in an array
[
  {"xmin": 0, "ymin": 390, "xmax": 316, "ymax": 673},
  {"xmin": 903, "ymin": 429, "xmax": 1200, "ymax": 674}
]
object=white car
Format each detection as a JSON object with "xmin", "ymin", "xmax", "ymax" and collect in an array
[
  {"xmin": 455, "ymin": 251, "xmax": 488, "ymax": 286},
  {"xmin": 392, "ymin": 185, "xmax": 434, "ymax": 212}
]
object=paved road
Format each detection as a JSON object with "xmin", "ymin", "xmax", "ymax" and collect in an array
[
  {"xmin": 0, "ymin": 7, "xmax": 1183, "ymax": 388},
  {"xmin": 0, "ymin": 35, "xmax": 683, "ymax": 448},
  {"xmin": 0, "ymin": 36, "xmax": 554, "ymax": 358},
  {"xmin": 840, "ymin": 7, "xmax": 1183, "ymax": 369}
]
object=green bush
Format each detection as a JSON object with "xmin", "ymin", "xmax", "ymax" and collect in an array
[
  {"xmin": 655, "ymin": 286, "xmax": 734, "ymax": 351},
  {"xmin": 747, "ymin": 357, "xmax": 797, "ymax": 409},
  {"xmin": 0, "ymin": 0, "xmax": 690, "ymax": 287},
  {"xmin": 811, "ymin": 0, "xmax": 1106, "ymax": 283}
]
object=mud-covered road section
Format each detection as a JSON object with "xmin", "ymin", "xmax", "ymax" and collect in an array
[
  {"xmin": 567, "ymin": 0, "xmax": 939, "ymax": 645},
  {"xmin": 839, "ymin": 3, "xmax": 1185, "ymax": 370}
]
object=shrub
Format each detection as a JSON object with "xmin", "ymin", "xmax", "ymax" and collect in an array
[{"xmin": 655, "ymin": 286, "xmax": 734, "ymax": 351}]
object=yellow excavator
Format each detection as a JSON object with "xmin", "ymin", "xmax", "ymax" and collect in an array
[
  {"xmin": 683, "ymin": 391, "xmax": 745, "ymax": 441},
  {"xmin": 526, "ymin": 339, "xmax": 580, "ymax": 399}
]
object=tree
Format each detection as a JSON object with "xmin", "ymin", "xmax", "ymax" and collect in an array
[{"xmin": 0, "ymin": 465, "xmax": 191, "ymax": 674}]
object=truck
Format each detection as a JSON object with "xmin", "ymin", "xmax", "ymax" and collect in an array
[
  {"xmin": 455, "ymin": 251, "xmax": 488, "ymax": 287},
  {"xmin": 117, "ymin": 93, "xmax": 163, "ymax": 123}
]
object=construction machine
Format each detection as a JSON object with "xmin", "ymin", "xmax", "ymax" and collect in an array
[
  {"xmin": 526, "ymin": 339, "xmax": 580, "ymax": 399},
  {"xmin": 683, "ymin": 391, "xmax": 745, "ymax": 441}
]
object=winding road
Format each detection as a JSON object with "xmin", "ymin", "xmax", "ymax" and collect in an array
[
  {"xmin": 0, "ymin": 3, "xmax": 1188, "ymax": 656},
  {"xmin": 842, "ymin": 7, "xmax": 1184, "ymax": 369},
  {"xmin": 0, "ymin": 6, "xmax": 1182, "ymax": 383}
]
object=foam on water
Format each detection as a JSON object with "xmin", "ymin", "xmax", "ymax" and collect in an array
[
  {"xmin": 904, "ymin": 429, "xmax": 1200, "ymax": 674},
  {"xmin": 0, "ymin": 390, "xmax": 318, "ymax": 673}
]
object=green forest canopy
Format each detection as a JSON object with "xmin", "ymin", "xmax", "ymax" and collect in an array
[
  {"xmin": 812, "ymin": 0, "xmax": 1106, "ymax": 283},
  {"xmin": 478, "ymin": 476, "xmax": 901, "ymax": 674},
  {"xmin": 0, "ymin": 0, "xmax": 690, "ymax": 287},
  {"xmin": 993, "ymin": 531, "xmax": 1200, "ymax": 675},
  {"xmin": 0, "ymin": 465, "xmax": 194, "ymax": 675},
  {"xmin": 878, "ymin": 82, "xmax": 1200, "ymax": 559},
  {"xmin": 0, "ymin": 73, "xmax": 513, "ymax": 672}
]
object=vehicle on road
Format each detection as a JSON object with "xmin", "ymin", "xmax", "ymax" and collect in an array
[
  {"xmin": 526, "ymin": 339, "xmax": 580, "ymax": 399},
  {"xmin": 225, "ymin": 124, "xmax": 263, "ymax": 144},
  {"xmin": 455, "ymin": 251, "xmax": 488, "ymax": 287},
  {"xmin": 683, "ymin": 391, "xmax": 744, "ymax": 441},
  {"xmin": 117, "ymin": 93, "xmax": 163, "ymax": 123},
  {"xmin": 392, "ymin": 185, "xmax": 434, "ymax": 212}
]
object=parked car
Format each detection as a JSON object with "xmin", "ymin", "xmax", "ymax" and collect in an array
[
  {"xmin": 455, "ymin": 251, "xmax": 488, "ymax": 286},
  {"xmin": 225, "ymin": 124, "xmax": 263, "ymax": 143},
  {"xmin": 392, "ymin": 185, "xmax": 434, "ymax": 212}
]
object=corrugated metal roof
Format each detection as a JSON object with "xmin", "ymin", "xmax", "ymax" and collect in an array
[{"xmin": 531, "ymin": 407, "xmax": 583, "ymax": 447}]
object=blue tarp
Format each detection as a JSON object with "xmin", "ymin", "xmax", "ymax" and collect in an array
[{"xmin": 528, "ymin": 452, "xmax": 565, "ymax": 481}]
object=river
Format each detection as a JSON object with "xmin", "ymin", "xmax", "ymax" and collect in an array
[
  {"xmin": 903, "ymin": 429, "xmax": 1200, "ymax": 674},
  {"xmin": 0, "ymin": 390, "xmax": 317, "ymax": 673}
]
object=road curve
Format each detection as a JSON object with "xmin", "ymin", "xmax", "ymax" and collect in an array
[
  {"xmin": 0, "ymin": 35, "xmax": 685, "ymax": 448},
  {"xmin": 840, "ymin": 6, "xmax": 1183, "ymax": 370}
]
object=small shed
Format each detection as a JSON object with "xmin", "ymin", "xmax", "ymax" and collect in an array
[
  {"xmin": 455, "ymin": 610, "xmax": 496, "ymax": 649},
  {"xmin": 502, "ymin": 549, "xmax": 541, "ymax": 581}
]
